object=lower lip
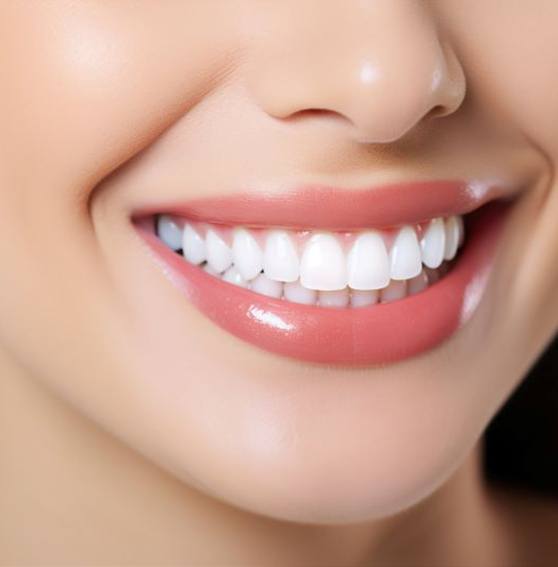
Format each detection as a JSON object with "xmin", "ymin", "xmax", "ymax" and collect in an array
[{"xmin": 136, "ymin": 203, "xmax": 507, "ymax": 365}]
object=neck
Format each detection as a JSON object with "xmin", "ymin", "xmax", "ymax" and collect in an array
[{"xmin": 0, "ymin": 352, "xmax": 509, "ymax": 566}]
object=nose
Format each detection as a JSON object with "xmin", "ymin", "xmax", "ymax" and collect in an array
[{"xmin": 246, "ymin": 1, "xmax": 466, "ymax": 144}]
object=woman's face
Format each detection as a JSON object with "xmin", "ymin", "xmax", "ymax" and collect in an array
[{"xmin": 1, "ymin": 1, "xmax": 557, "ymax": 523}]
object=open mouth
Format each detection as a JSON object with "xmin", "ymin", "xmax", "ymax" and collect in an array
[
  {"xmin": 132, "ymin": 180, "xmax": 511, "ymax": 365},
  {"xmin": 153, "ymin": 214, "xmax": 463, "ymax": 307}
]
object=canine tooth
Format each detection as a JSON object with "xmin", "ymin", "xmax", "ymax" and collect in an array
[
  {"xmin": 251, "ymin": 273, "xmax": 283, "ymax": 298},
  {"xmin": 300, "ymin": 233, "xmax": 348, "ymax": 291},
  {"xmin": 390, "ymin": 226, "xmax": 422, "ymax": 280},
  {"xmin": 318, "ymin": 288, "xmax": 349, "ymax": 308},
  {"xmin": 420, "ymin": 218, "xmax": 445, "ymax": 269},
  {"xmin": 347, "ymin": 231, "xmax": 390, "ymax": 290},
  {"xmin": 381, "ymin": 280, "xmax": 407, "ymax": 303},
  {"xmin": 443, "ymin": 216, "xmax": 460, "ymax": 260},
  {"xmin": 232, "ymin": 228, "xmax": 263, "ymax": 280},
  {"xmin": 206, "ymin": 229, "xmax": 233, "ymax": 273},
  {"xmin": 222, "ymin": 266, "xmax": 249, "ymax": 288},
  {"xmin": 157, "ymin": 215, "xmax": 182, "ymax": 250},
  {"xmin": 407, "ymin": 271, "xmax": 429, "ymax": 295},
  {"xmin": 350, "ymin": 290, "xmax": 379, "ymax": 307},
  {"xmin": 182, "ymin": 223, "xmax": 206, "ymax": 265},
  {"xmin": 283, "ymin": 280, "xmax": 317, "ymax": 305},
  {"xmin": 263, "ymin": 230, "xmax": 299, "ymax": 282}
]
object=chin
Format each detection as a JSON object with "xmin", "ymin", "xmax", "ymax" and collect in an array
[{"xmin": 72, "ymin": 178, "xmax": 519, "ymax": 526}]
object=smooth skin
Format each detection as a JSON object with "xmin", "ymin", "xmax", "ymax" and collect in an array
[{"xmin": 1, "ymin": 1, "xmax": 558, "ymax": 565}]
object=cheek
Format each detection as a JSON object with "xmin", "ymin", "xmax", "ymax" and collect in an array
[
  {"xmin": 0, "ymin": 0, "xmax": 239, "ymax": 450},
  {"xmin": 438, "ymin": 0, "xmax": 558, "ymax": 338},
  {"xmin": 0, "ymin": 1, "xmax": 237, "ymax": 199},
  {"xmin": 440, "ymin": 0, "xmax": 558, "ymax": 155},
  {"xmin": 0, "ymin": 1, "xmax": 237, "ymax": 365}
]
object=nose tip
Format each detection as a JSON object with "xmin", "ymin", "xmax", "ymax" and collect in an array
[
  {"xmin": 246, "ymin": 3, "xmax": 466, "ymax": 145},
  {"xmin": 346, "ymin": 45, "xmax": 466, "ymax": 143}
]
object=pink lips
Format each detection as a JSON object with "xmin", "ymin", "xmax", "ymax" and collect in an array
[
  {"xmin": 133, "ymin": 179, "xmax": 509, "ymax": 230},
  {"xmin": 133, "ymin": 181, "xmax": 509, "ymax": 365}
]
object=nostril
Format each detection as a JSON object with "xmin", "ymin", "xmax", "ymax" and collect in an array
[
  {"xmin": 426, "ymin": 104, "xmax": 448, "ymax": 119},
  {"xmin": 283, "ymin": 107, "xmax": 351, "ymax": 125}
]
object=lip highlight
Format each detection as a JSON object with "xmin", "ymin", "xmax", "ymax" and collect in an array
[{"xmin": 133, "ymin": 182, "xmax": 509, "ymax": 365}]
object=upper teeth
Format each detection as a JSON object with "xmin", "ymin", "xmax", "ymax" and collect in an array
[
  {"xmin": 300, "ymin": 232, "xmax": 348, "ymax": 291},
  {"xmin": 389, "ymin": 225, "xmax": 423, "ymax": 280},
  {"xmin": 263, "ymin": 229, "xmax": 300, "ymax": 283},
  {"xmin": 156, "ymin": 214, "xmax": 464, "ymax": 293}
]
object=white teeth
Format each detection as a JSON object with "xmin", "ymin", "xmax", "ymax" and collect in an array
[
  {"xmin": 182, "ymin": 223, "xmax": 207, "ymax": 265},
  {"xmin": 347, "ymin": 231, "xmax": 390, "ymax": 290},
  {"xmin": 350, "ymin": 289, "xmax": 379, "ymax": 308},
  {"xmin": 389, "ymin": 226, "xmax": 422, "ymax": 280},
  {"xmin": 250, "ymin": 273, "xmax": 283, "ymax": 298},
  {"xmin": 206, "ymin": 229, "xmax": 233, "ymax": 273},
  {"xmin": 263, "ymin": 230, "xmax": 299, "ymax": 282},
  {"xmin": 318, "ymin": 288, "xmax": 349, "ymax": 308},
  {"xmin": 158, "ymin": 215, "xmax": 183, "ymax": 250},
  {"xmin": 420, "ymin": 218, "xmax": 446, "ymax": 269},
  {"xmin": 203, "ymin": 262, "xmax": 220, "ymax": 276},
  {"xmin": 443, "ymin": 216, "xmax": 460, "ymax": 261},
  {"xmin": 381, "ymin": 279, "xmax": 407, "ymax": 303},
  {"xmin": 407, "ymin": 270, "xmax": 429, "ymax": 296},
  {"xmin": 162, "ymin": 213, "xmax": 465, "ymax": 307},
  {"xmin": 222, "ymin": 265, "xmax": 249, "ymax": 288},
  {"xmin": 300, "ymin": 233, "xmax": 348, "ymax": 291},
  {"xmin": 232, "ymin": 228, "xmax": 263, "ymax": 280},
  {"xmin": 283, "ymin": 280, "xmax": 318, "ymax": 305}
]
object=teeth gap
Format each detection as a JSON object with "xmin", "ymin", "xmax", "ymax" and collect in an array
[{"xmin": 154, "ymin": 214, "xmax": 464, "ymax": 308}]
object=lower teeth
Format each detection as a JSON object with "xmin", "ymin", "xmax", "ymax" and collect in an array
[{"xmin": 195, "ymin": 258, "xmax": 450, "ymax": 308}]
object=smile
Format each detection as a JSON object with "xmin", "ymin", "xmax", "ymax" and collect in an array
[
  {"xmin": 133, "ymin": 180, "xmax": 511, "ymax": 365},
  {"xmin": 155, "ymin": 213, "xmax": 463, "ymax": 307}
]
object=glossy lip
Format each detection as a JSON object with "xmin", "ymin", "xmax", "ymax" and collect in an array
[
  {"xmin": 131, "ymin": 179, "xmax": 514, "ymax": 230},
  {"xmin": 132, "ymin": 185, "xmax": 509, "ymax": 365}
]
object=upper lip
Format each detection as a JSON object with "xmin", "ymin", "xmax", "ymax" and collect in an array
[{"xmin": 132, "ymin": 178, "xmax": 516, "ymax": 230}]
